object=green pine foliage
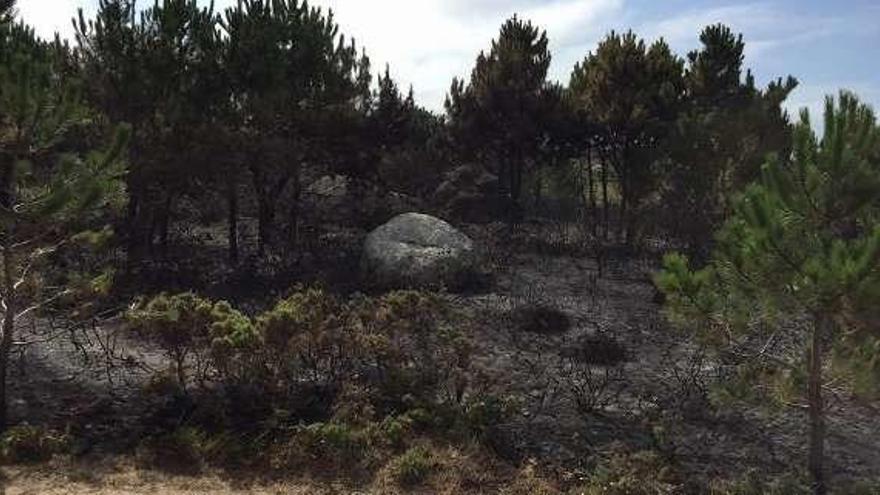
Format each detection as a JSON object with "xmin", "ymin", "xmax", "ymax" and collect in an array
[
  {"xmin": 569, "ymin": 30, "xmax": 685, "ymax": 241},
  {"xmin": 661, "ymin": 24, "xmax": 798, "ymax": 257},
  {"xmin": 0, "ymin": 10, "xmax": 129, "ymax": 429},
  {"xmin": 446, "ymin": 15, "xmax": 560, "ymax": 220},
  {"xmin": 656, "ymin": 91, "xmax": 880, "ymax": 492}
]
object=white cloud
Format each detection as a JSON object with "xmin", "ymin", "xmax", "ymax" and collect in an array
[
  {"xmin": 302, "ymin": 0, "xmax": 622, "ymax": 111},
  {"xmin": 15, "ymin": 0, "xmax": 91, "ymax": 40},
  {"xmin": 13, "ymin": 0, "xmax": 879, "ymax": 117},
  {"xmin": 16, "ymin": 0, "xmax": 619, "ymax": 111}
]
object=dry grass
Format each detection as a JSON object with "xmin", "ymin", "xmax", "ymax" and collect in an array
[
  {"xmin": 2, "ymin": 459, "xmax": 335, "ymax": 495},
  {"xmin": 0, "ymin": 448, "xmax": 563, "ymax": 495}
]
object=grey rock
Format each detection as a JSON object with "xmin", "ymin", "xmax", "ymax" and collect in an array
[{"xmin": 362, "ymin": 212, "xmax": 478, "ymax": 289}]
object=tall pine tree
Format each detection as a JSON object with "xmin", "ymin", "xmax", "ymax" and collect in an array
[
  {"xmin": 569, "ymin": 31, "xmax": 684, "ymax": 243},
  {"xmin": 221, "ymin": 0, "xmax": 370, "ymax": 254},
  {"xmin": 661, "ymin": 25, "xmax": 797, "ymax": 258},
  {"xmin": 446, "ymin": 15, "xmax": 558, "ymax": 225}
]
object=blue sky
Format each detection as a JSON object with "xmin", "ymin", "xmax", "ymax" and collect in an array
[{"xmin": 15, "ymin": 0, "xmax": 880, "ymax": 121}]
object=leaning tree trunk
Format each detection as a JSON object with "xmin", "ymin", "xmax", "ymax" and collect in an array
[{"xmin": 808, "ymin": 314, "xmax": 828, "ymax": 495}]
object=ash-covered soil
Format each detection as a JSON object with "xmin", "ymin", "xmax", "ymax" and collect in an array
[{"xmin": 5, "ymin": 221, "xmax": 880, "ymax": 487}]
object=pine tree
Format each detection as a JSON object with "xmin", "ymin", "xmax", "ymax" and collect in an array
[
  {"xmin": 367, "ymin": 66, "xmax": 444, "ymax": 196},
  {"xmin": 446, "ymin": 15, "xmax": 558, "ymax": 225},
  {"xmin": 0, "ymin": 14, "xmax": 129, "ymax": 429},
  {"xmin": 662, "ymin": 24, "xmax": 797, "ymax": 260},
  {"xmin": 569, "ymin": 31, "xmax": 684, "ymax": 243},
  {"xmin": 372, "ymin": 65, "xmax": 415, "ymax": 151},
  {"xmin": 75, "ymin": 0, "xmax": 222, "ymax": 260},
  {"xmin": 656, "ymin": 91, "xmax": 880, "ymax": 495},
  {"xmin": 221, "ymin": 0, "xmax": 370, "ymax": 255}
]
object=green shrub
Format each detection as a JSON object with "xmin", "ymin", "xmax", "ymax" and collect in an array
[
  {"xmin": 127, "ymin": 292, "xmax": 218, "ymax": 389},
  {"xmin": 126, "ymin": 287, "xmax": 478, "ymax": 449},
  {"xmin": 0, "ymin": 425, "xmax": 69, "ymax": 464},
  {"xmin": 833, "ymin": 480, "xmax": 880, "ymax": 495},
  {"xmin": 463, "ymin": 394, "xmax": 517, "ymax": 438},
  {"xmin": 707, "ymin": 470, "xmax": 810, "ymax": 494},
  {"xmin": 577, "ymin": 450, "xmax": 680, "ymax": 495},
  {"xmin": 139, "ymin": 426, "xmax": 218, "ymax": 471},
  {"xmin": 296, "ymin": 422, "xmax": 372, "ymax": 461},
  {"xmin": 390, "ymin": 445, "xmax": 436, "ymax": 487}
]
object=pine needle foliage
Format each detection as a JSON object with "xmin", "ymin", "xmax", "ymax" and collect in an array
[{"xmin": 656, "ymin": 91, "xmax": 880, "ymax": 494}]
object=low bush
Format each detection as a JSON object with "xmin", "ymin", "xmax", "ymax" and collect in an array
[
  {"xmin": 707, "ymin": 470, "xmax": 810, "ymax": 494},
  {"xmin": 576, "ymin": 449, "xmax": 680, "ymax": 495},
  {"xmin": 137, "ymin": 426, "xmax": 214, "ymax": 472},
  {"xmin": 389, "ymin": 445, "xmax": 436, "ymax": 487},
  {"xmin": 561, "ymin": 334, "xmax": 628, "ymax": 365},
  {"xmin": 513, "ymin": 303, "xmax": 571, "ymax": 334},
  {"xmin": 0, "ymin": 425, "xmax": 69, "ymax": 464},
  {"xmin": 128, "ymin": 287, "xmax": 483, "ymax": 470}
]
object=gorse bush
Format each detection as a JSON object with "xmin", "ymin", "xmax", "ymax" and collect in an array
[
  {"xmin": 128, "ymin": 287, "xmax": 473, "ymax": 427},
  {"xmin": 127, "ymin": 292, "xmax": 257, "ymax": 391}
]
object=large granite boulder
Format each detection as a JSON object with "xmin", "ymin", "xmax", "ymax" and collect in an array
[{"xmin": 362, "ymin": 213, "xmax": 478, "ymax": 289}]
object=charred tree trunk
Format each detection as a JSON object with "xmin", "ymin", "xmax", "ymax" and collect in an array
[
  {"xmin": 287, "ymin": 162, "xmax": 302, "ymax": 253},
  {"xmin": 600, "ymin": 148, "xmax": 610, "ymax": 241},
  {"xmin": 158, "ymin": 194, "xmax": 172, "ymax": 255},
  {"xmin": 227, "ymin": 178, "xmax": 239, "ymax": 263},
  {"xmin": 257, "ymin": 198, "xmax": 274, "ymax": 257},
  {"xmin": 251, "ymin": 163, "xmax": 291, "ymax": 257},
  {"xmin": 0, "ymin": 230, "xmax": 14, "ymax": 432},
  {"xmin": 586, "ymin": 147, "xmax": 597, "ymax": 238},
  {"xmin": 251, "ymin": 164, "xmax": 271, "ymax": 257},
  {"xmin": 808, "ymin": 313, "xmax": 828, "ymax": 495},
  {"xmin": 124, "ymin": 188, "xmax": 144, "ymax": 270}
]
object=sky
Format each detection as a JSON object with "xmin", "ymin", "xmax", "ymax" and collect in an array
[{"xmin": 15, "ymin": 0, "xmax": 880, "ymax": 122}]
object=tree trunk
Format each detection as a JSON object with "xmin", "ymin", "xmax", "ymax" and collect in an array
[
  {"xmin": 287, "ymin": 164, "xmax": 302, "ymax": 253},
  {"xmin": 601, "ymin": 150, "xmax": 609, "ymax": 241},
  {"xmin": 0, "ymin": 153, "xmax": 15, "ymax": 432},
  {"xmin": 0, "ymin": 239, "xmax": 14, "ymax": 432},
  {"xmin": 158, "ymin": 194, "xmax": 172, "ymax": 256},
  {"xmin": 0, "ymin": 311, "xmax": 11, "ymax": 432},
  {"xmin": 124, "ymin": 190, "xmax": 143, "ymax": 269},
  {"xmin": 250, "ymin": 165, "xmax": 271, "ymax": 257},
  {"xmin": 808, "ymin": 314, "xmax": 827, "ymax": 495},
  {"xmin": 227, "ymin": 180, "xmax": 239, "ymax": 263},
  {"xmin": 587, "ymin": 147, "xmax": 597, "ymax": 238},
  {"xmin": 257, "ymin": 199, "xmax": 274, "ymax": 257},
  {"xmin": 619, "ymin": 142, "xmax": 630, "ymax": 245}
]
